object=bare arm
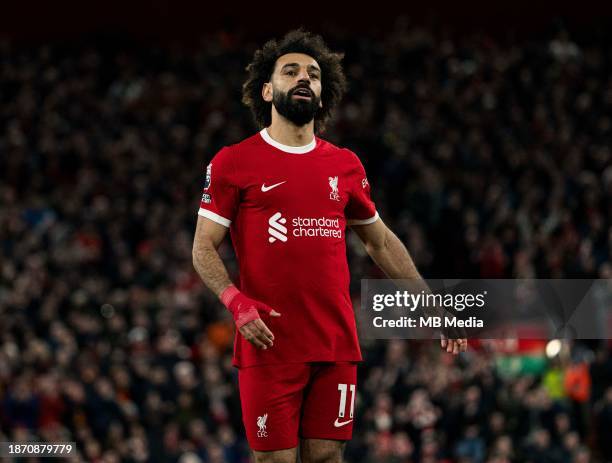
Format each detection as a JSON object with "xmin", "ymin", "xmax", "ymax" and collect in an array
[
  {"xmin": 192, "ymin": 215, "xmax": 278, "ymax": 349},
  {"xmin": 351, "ymin": 218, "xmax": 422, "ymax": 280},
  {"xmin": 351, "ymin": 217, "xmax": 467, "ymax": 354},
  {"xmin": 192, "ymin": 215, "xmax": 233, "ymax": 297}
]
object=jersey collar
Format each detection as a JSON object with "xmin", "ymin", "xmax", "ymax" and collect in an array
[{"xmin": 260, "ymin": 128, "xmax": 316, "ymax": 154}]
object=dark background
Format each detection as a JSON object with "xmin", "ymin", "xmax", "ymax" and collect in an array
[{"xmin": 3, "ymin": 1, "xmax": 612, "ymax": 43}]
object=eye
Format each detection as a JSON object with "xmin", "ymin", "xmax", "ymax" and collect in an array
[
  {"xmin": 309, "ymin": 73, "xmax": 320, "ymax": 80},
  {"xmin": 285, "ymin": 70, "xmax": 296, "ymax": 76}
]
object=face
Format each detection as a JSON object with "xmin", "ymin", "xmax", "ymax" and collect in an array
[{"xmin": 263, "ymin": 52, "xmax": 323, "ymax": 126}]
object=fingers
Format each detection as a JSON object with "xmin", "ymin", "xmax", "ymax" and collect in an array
[
  {"xmin": 253, "ymin": 318, "xmax": 274, "ymax": 342},
  {"xmin": 233, "ymin": 298, "xmax": 280, "ymax": 350},
  {"xmin": 239, "ymin": 318, "xmax": 275, "ymax": 350},
  {"xmin": 440, "ymin": 333, "xmax": 447, "ymax": 349},
  {"xmin": 239, "ymin": 323, "xmax": 268, "ymax": 349},
  {"xmin": 442, "ymin": 339, "xmax": 468, "ymax": 355},
  {"xmin": 256, "ymin": 303, "xmax": 281, "ymax": 318}
]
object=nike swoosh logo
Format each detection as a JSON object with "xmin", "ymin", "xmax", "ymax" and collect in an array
[
  {"xmin": 333, "ymin": 418, "xmax": 353, "ymax": 428},
  {"xmin": 261, "ymin": 181, "xmax": 286, "ymax": 192}
]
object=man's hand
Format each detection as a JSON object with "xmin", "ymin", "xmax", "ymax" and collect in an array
[
  {"xmin": 440, "ymin": 334, "xmax": 468, "ymax": 355},
  {"xmin": 220, "ymin": 285, "xmax": 281, "ymax": 350}
]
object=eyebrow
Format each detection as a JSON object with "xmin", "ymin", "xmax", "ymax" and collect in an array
[{"xmin": 280, "ymin": 63, "xmax": 321, "ymax": 73}]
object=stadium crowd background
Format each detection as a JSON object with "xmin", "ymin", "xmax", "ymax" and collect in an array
[{"xmin": 1, "ymin": 10, "xmax": 612, "ymax": 463}]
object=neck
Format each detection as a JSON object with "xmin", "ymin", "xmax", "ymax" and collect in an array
[{"xmin": 267, "ymin": 109, "xmax": 315, "ymax": 146}]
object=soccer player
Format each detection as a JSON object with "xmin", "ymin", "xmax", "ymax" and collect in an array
[{"xmin": 192, "ymin": 29, "xmax": 467, "ymax": 463}]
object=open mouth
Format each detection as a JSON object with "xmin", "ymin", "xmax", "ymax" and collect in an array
[{"xmin": 292, "ymin": 87, "xmax": 313, "ymax": 99}]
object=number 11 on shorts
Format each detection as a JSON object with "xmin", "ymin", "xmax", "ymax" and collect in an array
[{"xmin": 337, "ymin": 383, "xmax": 355, "ymax": 418}]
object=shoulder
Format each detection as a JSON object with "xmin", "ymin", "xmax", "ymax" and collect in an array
[
  {"xmin": 212, "ymin": 132, "xmax": 262, "ymax": 163},
  {"xmin": 316, "ymin": 137, "xmax": 363, "ymax": 166},
  {"xmin": 229, "ymin": 132, "xmax": 265, "ymax": 152}
]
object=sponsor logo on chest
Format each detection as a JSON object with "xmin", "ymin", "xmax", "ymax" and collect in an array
[
  {"xmin": 262, "ymin": 175, "xmax": 344, "ymax": 244},
  {"xmin": 267, "ymin": 212, "xmax": 342, "ymax": 243}
]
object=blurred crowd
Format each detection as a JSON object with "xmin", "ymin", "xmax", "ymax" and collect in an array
[{"xmin": 1, "ymin": 18, "xmax": 611, "ymax": 463}]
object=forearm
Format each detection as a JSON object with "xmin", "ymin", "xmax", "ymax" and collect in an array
[
  {"xmin": 366, "ymin": 229, "xmax": 443, "ymax": 316},
  {"xmin": 192, "ymin": 237, "xmax": 277, "ymax": 346},
  {"xmin": 366, "ymin": 228, "xmax": 423, "ymax": 281},
  {"xmin": 192, "ymin": 239, "xmax": 233, "ymax": 297}
]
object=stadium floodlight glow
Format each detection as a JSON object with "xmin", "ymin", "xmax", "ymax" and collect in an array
[{"xmin": 546, "ymin": 339, "xmax": 562, "ymax": 358}]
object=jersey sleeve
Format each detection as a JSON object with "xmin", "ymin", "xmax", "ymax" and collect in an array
[
  {"xmin": 197, "ymin": 146, "xmax": 240, "ymax": 227},
  {"xmin": 345, "ymin": 151, "xmax": 379, "ymax": 225}
]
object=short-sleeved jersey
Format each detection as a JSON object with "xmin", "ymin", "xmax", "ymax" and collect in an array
[{"xmin": 198, "ymin": 128, "xmax": 378, "ymax": 368}]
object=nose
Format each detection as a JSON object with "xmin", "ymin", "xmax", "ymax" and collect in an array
[{"xmin": 296, "ymin": 68, "xmax": 310, "ymax": 83}]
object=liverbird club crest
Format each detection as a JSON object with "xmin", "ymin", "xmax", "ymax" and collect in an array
[
  {"xmin": 329, "ymin": 176, "xmax": 340, "ymax": 201},
  {"xmin": 257, "ymin": 413, "xmax": 268, "ymax": 437}
]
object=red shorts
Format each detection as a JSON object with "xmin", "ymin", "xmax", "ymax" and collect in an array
[{"xmin": 238, "ymin": 362, "xmax": 358, "ymax": 451}]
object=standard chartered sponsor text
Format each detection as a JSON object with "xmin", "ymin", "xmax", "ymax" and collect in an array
[{"xmin": 292, "ymin": 217, "xmax": 342, "ymax": 238}]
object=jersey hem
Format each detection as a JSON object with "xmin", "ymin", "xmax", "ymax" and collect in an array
[
  {"xmin": 198, "ymin": 208, "xmax": 231, "ymax": 227},
  {"xmin": 347, "ymin": 211, "xmax": 379, "ymax": 226},
  {"xmin": 233, "ymin": 358, "xmax": 364, "ymax": 369}
]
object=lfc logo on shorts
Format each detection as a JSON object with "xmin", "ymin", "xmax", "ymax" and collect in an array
[{"xmin": 257, "ymin": 413, "xmax": 268, "ymax": 437}]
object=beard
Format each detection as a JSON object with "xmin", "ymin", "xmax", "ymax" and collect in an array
[{"xmin": 272, "ymin": 85, "xmax": 321, "ymax": 127}]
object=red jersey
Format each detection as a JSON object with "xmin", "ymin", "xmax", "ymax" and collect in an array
[{"xmin": 198, "ymin": 128, "xmax": 378, "ymax": 368}]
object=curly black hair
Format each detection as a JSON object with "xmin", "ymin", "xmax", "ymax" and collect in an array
[{"xmin": 242, "ymin": 28, "xmax": 347, "ymax": 134}]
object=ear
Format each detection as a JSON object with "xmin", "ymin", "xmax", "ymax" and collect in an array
[{"xmin": 262, "ymin": 82, "xmax": 273, "ymax": 103}]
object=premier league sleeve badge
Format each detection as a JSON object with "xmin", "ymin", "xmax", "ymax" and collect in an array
[{"xmin": 204, "ymin": 163, "xmax": 212, "ymax": 190}]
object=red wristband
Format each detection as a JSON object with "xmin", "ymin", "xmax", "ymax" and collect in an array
[
  {"xmin": 220, "ymin": 285, "xmax": 240, "ymax": 309},
  {"xmin": 219, "ymin": 285, "xmax": 271, "ymax": 329}
]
